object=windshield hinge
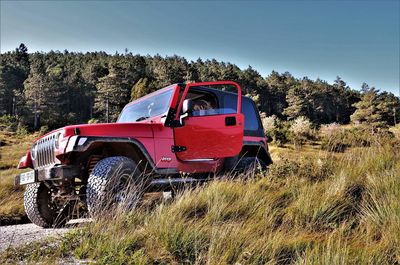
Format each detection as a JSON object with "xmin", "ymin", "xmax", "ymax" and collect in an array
[
  {"xmin": 164, "ymin": 108, "xmax": 183, "ymax": 127},
  {"xmin": 171, "ymin": 145, "xmax": 187, "ymax": 153}
]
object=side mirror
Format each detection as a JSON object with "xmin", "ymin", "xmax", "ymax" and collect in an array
[
  {"xmin": 179, "ymin": 98, "xmax": 193, "ymax": 126},
  {"xmin": 182, "ymin": 99, "xmax": 193, "ymax": 115}
]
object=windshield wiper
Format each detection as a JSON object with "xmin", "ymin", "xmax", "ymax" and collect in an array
[{"xmin": 135, "ymin": 116, "xmax": 150, "ymax": 122}]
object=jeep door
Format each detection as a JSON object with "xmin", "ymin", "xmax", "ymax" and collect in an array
[{"xmin": 173, "ymin": 81, "xmax": 244, "ymax": 161}]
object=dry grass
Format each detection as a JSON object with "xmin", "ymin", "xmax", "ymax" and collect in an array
[{"xmin": 1, "ymin": 135, "xmax": 399, "ymax": 264}]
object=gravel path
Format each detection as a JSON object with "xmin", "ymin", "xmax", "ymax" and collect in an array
[{"xmin": 0, "ymin": 219, "xmax": 88, "ymax": 252}]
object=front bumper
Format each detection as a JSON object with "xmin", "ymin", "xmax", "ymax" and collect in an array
[{"xmin": 14, "ymin": 165, "xmax": 80, "ymax": 186}]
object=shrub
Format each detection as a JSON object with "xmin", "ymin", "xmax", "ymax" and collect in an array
[
  {"xmin": 0, "ymin": 115, "xmax": 18, "ymax": 132},
  {"xmin": 319, "ymin": 123, "xmax": 341, "ymax": 139},
  {"xmin": 262, "ymin": 115, "xmax": 277, "ymax": 134},
  {"xmin": 0, "ymin": 115, "xmax": 16, "ymax": 125},
  {"xmin": 268, "ymin": 156, "xmax": 333, "ymax": 181},
  {"xmin": 262, "ymin": 114, "xmax": 278, "ymax": 141},
  {"xmin": 289, "ymin": 116, "xmax": 313, "ymax": 147},
  {"xmin": 267, "ymin": 157, "xmax": 299, "ymax": 179},
  {"xmin": 320, "ymin": 125, "xmax": 394, "ymax": 152},
  {"xmin": 261, "ymin": 114, "xmax": 291, "ymax": 146}
]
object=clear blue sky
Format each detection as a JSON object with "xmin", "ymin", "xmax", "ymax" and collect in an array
[{"xmin": 1, "ymin": 0, "xmax": 399, "ymax": 95}]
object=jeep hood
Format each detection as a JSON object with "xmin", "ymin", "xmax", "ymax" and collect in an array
[
  {"xmin": 36, "ymin": 122, "xmax": 155, "ymax": 142},
  {"xmin": 63, "ymin": 122, "xmax": 154, "ymax": 138}
]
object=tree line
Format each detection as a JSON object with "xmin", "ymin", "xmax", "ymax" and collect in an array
[{"xmin": 0, "ymin": 43, "xmax": 399, "ymax": 131}]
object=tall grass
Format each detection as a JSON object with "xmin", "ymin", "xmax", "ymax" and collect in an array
[{"xmin": 2, "ymin": 137, "xmax": 399, "ymax": 264}]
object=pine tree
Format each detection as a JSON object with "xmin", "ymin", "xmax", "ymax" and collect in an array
[
  {"xmin": 283, "ymin": 86, "xmax": 308, "ymax": 120},
  {"xmin": 376, "ymin": 91, "xmax": 400, "ymax": 126},
  {"xmin": 131, "ymin": 78, "xmax": 150, "ymax": 101},
  {"xmin": 95, "ymin": 74, "xmax": 123, "ymax": 122},
  {"xmin": 24, "ymin": 56, "xmax": 68, "ymax": 129},
  {"xmin": 93, "ymin": 57, "xmax": 139, "ymax": 122},
  {"xmin": 185, "ymin": 63, "xmax": 199, "ymax": 83},
  {"xmin": 23, "ymin": 57, "xmax": 47, "ymax": 129},
  {"xmin": 350, "ymin": 84, "xmax": 384, "ymax": 127},
  {"xmin": 265, "ymin": 71, "xmax": 290, "ymax": 118},
  {"xmin": 0, "ymin": 44, "xmax": 29, "ymax": 116}
]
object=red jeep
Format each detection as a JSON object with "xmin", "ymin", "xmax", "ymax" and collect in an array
[{"xmin": 15, "ymin": 81, "xmax": 272, "ymax": 227}]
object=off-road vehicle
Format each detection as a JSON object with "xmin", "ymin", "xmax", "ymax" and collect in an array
[{"xmin": 15, "ymin": 81, "xmax": 272, "ymax": 227}]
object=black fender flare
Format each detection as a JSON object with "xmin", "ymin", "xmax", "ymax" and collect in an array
[
  {"xmin": 66, "ymin": 136, "xmax": 156, "ymax": 170},
  {"xmin": 224, "ymin": 141, "xmax": 273, "ymax": 170}
]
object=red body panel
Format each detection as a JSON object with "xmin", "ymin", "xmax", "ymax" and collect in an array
[
  {"xmin": 177, "ymin": 158, "xmax": 224, "ymax": 173},
  {"xmin": 17, "ymin": 151, "xmax": 33, "ymax": 169},
  {"xmin": 151, "ymin": 123, "xmax": 177, "ymax": 168},
  {"xmin": 174, "ymin": 114, "xmax": 244, "ymax": 160},
  {"xmin": 149, "ymin": 120, "xmax": 227, "ymax": 173}
]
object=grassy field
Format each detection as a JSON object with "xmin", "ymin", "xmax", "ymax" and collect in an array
[
  {"xmin": 1, "ymin": 127, "xmax": 399, "ymax": 264},
  {"xmin": 0, "ymin": 131, "xmax": 37, "ymax": 223}
]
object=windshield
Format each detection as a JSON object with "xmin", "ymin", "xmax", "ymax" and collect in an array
[{"xmin": 118, "ymin": 89, "xmax": 174, "ymax": 122}]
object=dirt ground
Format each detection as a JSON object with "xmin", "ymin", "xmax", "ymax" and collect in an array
[{"xmin": 0, "ymin": 219, "xmax": 88, "ymax": 252}]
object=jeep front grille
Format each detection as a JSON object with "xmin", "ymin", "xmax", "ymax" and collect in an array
[{"xmin": 31, "ymin": 134, "xmax": 58, "ymax": 169}]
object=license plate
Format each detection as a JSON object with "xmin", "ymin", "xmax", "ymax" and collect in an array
[{"xmin": 19, "ymin": 170, "xmax": 36, "ymax": 185}]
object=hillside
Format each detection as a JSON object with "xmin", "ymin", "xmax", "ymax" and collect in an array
[{"xmin": 0, "ymin": 127, "xmax": 399, "ymax": 264}]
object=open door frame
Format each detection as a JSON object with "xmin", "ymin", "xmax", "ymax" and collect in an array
[
  {"xmin": 175, "ymin": 81, "xmax": 242, "ymax": 119},
  {"xmin": 172, "ymin": 81, "xmax": 244, "ymax": 161}
]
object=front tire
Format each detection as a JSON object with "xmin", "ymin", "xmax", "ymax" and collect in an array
[
  {"xmin": 24, "ymin": 182, "xmax": 71, "ymax": 228},
  {"xmin": 86, "ymin": 156, "xmax": 145, "ymax": 216}
]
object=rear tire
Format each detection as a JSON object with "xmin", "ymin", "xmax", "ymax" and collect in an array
[
  {"xmin": 24, "ymin": 182, "xmax": 71, "ymax": 228},
  {"xmin": 236, "ymin": 156, "xmax": 267, "ymax": 174},
  {"xmin": 86, "ymin": 156, "xmax": 145, "ymax": 216}
]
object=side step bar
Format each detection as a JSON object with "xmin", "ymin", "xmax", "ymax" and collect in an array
[{"xmin": 148, "ymin": 177, "xmax": 210, "ymax": 191}]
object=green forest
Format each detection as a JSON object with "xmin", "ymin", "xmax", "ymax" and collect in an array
[{"xmin": 1, "ymin": 44, "xmax": 399, "ymax": 131}]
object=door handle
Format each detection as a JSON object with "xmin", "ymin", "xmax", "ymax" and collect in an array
[{"xmin": 225, "ymin": 116, "xmax": 236, "ymax": 126}]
